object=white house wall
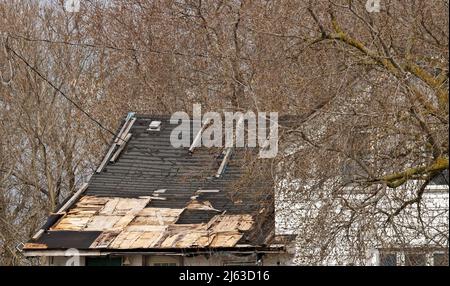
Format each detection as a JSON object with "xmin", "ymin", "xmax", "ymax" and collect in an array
[
  {"xmin": 275, "ymin": 181, "xmax": 449, "ymax": 265},
  {"xmin": 43, "ymin": 253, "xmax": 293, "ymax": 266}
]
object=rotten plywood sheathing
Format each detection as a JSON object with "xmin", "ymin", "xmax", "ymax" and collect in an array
[
  {"xmin": 31, "ymin": 183, "xmax": 88, "ymax": 240},
  {"xmin": 185, "ymin": 200, "xmax": 220, "ymax": 212},
  {"xmin": 90, "ymin": 230, "xmax": 121, "ymax": 248},
  {"xmin": 30, "ymin": 195, "xmax": 255, "ymax": 250},
  {"xmin": 132, "ymin": 208, "xmax": 183, "ymax": 226},
  {"xmin": 23, "ymin": 115, "xmax": 275, "ymax": 253},
  {"xmin": 51, "ymin": 196, "xmax": 151, "ymax": 231},
  {"xmin": 208, "ymin": 214, "xmax": 254, "ymax": 233}
]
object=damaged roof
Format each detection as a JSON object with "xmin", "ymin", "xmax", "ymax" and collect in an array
[{"xmin": 23, "ymin": 115, "xmax": 275, "ymax": 252}]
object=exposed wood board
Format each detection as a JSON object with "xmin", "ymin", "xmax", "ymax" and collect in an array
[
  {"xmin": 159, "ymin": 233, "xmax": 183, "ymax": 248},
  {"xmin": 68, "ymin": 203, "xmax": 104, "ymax": 212},
  {"xmin": 137, "ymin": 208, "xmax": 183, "ymax": 217},
  {"xmin": 111, "ymin": 198, "xmax": 134, "ymax": 215},
  {"xmin": 99, "ymin": 198, "xmax": 120, "ymax": 215},
  {"xmin": 51, "ymin": 216, "xmax": 91, "ymax": 231},
  {"xmin": 237, "ymin": 220, "xmax": 253, "ymax": 231},
  {"xmin": 90, "ymin": 231, "xmax": 121, "ymax": 248},
  {"xmin": 113, "ymin": 116, "xmax": 132, "ymax": 145},
  {"xmin": 167, "ymin": 224, "xmax": 208, "ymax": 232},
  {"xmin": 186, "ymin": 200, "xmax": 220, "ymax": 211},
  {"xmin": 206, "ymin": 214, "xmax": 222, "ymax": 229},
  {"xmin": 110, "ymin": 133, "xmax": 132, "ymax": 162},
  {"xmin": 68, "ymin": 207, "xmax": 103, "ymax": 213},
  {"xmin": 173, "ymin": 230, "xmax": 210, "ymax": 248},
  {"xmin": 195, "ymin": 233, "xmax": 216, "ymax": 247},
  {"xmin": 113, "ymin": 214, "xmax": 137, "ymax": 230},
  {"xmin": 133, "ymin": 208, "xmax": 183, "ymax": 225},
  {"xmin": 66, "ymin": 210, "xmax": 97, "ymax": 216},
  {"xmin": 129, "ymin": 216, "xmax": 173, "ymax": 226},
  {"xmin": 77, "ymin": 196, "xmax": 110, "ymax": 205},
  {"xmin": 31, "ymin": 229, "xmax": 45, "ymax": 240},
  {"xmin": 52, "ymin": 196, "xmax": 151, "ymax": 232},
  {"xmin": 209, "ymin": 215, "xmax": 253, "ymax": 233},
  {"xmin": 112, "ymin": 197, "xmax": 150, "ymax": 215},
  {"xmin": 236, "ymin": 215, "xmax": 254, "ymax": 231},
  {"xmin": 129, "ymin": 231, "xmax": 165, "ymax": 248},
  {"xmin": 109, "ymin": 198, "xmax": 151, "ymax": 229},
  {"xmin": 51, "ymin": 195, "xmax": 110, "ymax": 231},
  {"xmin": 24, "ymin": 115, "xmax": 276, "ymax": 250},
  {"xmin": 215, "ymin": 147, "xmax": 233, "ymax": 178},
  {"xmin": 125, "ymin": 225, "xmax": 167, "ymax": 232},
  {"xmin": 158, "ymin": 224, "xmax": 208, "ymax": 248},
  {"xmin": 174, "ymin": 231, "xmax": 206, "ymax": 248},
  {"xmin": 196, "ymin": 189, "xmax": 220, "ymax": 193},
  {"xmin": 117, "ymin": 117, "xmax": 136, "ymax": 145},
  {"xmin": 139, "ymin": 196, "xmax": 153, "ymax": 199},
  {"xmin": 161, "ymin": 230, "xmax": 204, "ymax": 248},
  {"xmin": 189, "ymin": 118, "xmax": 212, "ymax": 153},
  {"xmin": 148, "ymin": 196, "xmax": 166, "ymax": 200},
  {"xmin": 23, "ymin": 243, "xmax": 48, "ymax": 250},
  {"xmin": 96, "ymin": 143, "xmax": 117, "ymax": 173},
  {"xmin": 209, "ymin": 232, "xmax": 243, "ymax": 247},
  {"xmin": 109, "ymin": 231, "xmax": 141, "ymax": 249},
  {"xmin": 56, "ymin": 183, "xmax": 88, "ymax": 214},
  {"xmin": 57, "ymin": 213, "xmax": 253, "ymax": 249},
  {"xmin": 84, "ymin": 215, "xmax": 123, "ymax": 231}
]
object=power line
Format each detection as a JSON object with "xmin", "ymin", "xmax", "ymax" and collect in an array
[
  {"xmin": 9, "ymin": 33, "xmax": 214, "ymax": 59},
  {"xmin": 4, "ymin": 36, "xmax": 120, "ymax": 139}
]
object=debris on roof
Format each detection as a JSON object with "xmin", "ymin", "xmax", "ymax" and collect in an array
[
  {"xmin": 185, "ymin": 199, "xmax": 220, "ymax": 211},
  {"xmin": 23, "ymin": 115, "xmax": 275, "ymax": 253},
  {"xmin": 26, "ymin": 194, "xmax": 256, "ymax": 250}
]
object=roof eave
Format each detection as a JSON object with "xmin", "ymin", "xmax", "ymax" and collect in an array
[{"xmin": 22, "ymin": 245, "xmax": 286, "ymax": 257}]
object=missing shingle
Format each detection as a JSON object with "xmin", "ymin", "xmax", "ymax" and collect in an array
[{"xmin": 174, "ymin": 209, "xmax": 218, "ymax": 224}]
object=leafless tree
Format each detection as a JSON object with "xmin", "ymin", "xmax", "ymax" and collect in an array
[{"xmin": 0, "ymin": 0, "xmax": 447, "ymax": 265}]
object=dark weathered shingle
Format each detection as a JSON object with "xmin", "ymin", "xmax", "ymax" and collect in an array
[
  {"xmin": 87, "ymin": 116, "xmax": 271, "ymax": 216},
  {"xmin": 33, "ymin": 231, "xmax": 102, "ymax": 249},
  {"xmin": 24, "ymin": 114, "xmax": 274, "ymax": 251}
]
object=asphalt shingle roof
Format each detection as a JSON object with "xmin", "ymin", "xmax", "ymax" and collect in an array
[{"xmin": 24, "ymin": 114, "xmax": 274, "ymax": 251}]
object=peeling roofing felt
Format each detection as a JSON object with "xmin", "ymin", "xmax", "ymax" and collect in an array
[{"xmin": 24, "ymin": 115, "xmax": 274, "ymax": 251}]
